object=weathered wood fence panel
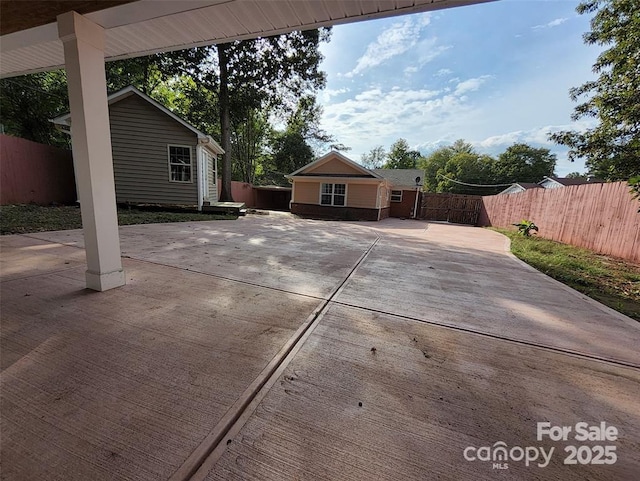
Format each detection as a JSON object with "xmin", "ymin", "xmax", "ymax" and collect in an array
[
  {"xmin": 478, "ymin": 181, "xmax": 640, "ymax": 263},
  {"xmin": 1, "ymin": 135, "xmax": 76, "ymax": 205},
  {"xmin": 420, "ymin": 193, "xmax": 482, "ymax": 225}
]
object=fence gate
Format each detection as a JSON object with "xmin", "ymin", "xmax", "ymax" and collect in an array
[{"xmin": 420, "ymin": 193, "xmax": 482, "ymax": 225}]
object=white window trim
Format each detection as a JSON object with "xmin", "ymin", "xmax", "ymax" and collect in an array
[
  {"xmin": 319, "ymin": 182, "xmax": 348, "ymax": 207},
  {"xmin": 167, "ymin": 144, "xmax": 194, "ymax": 184},
  {"xmin": 391, "ymin": 190, "xmax": 403, "ymax": 202}
]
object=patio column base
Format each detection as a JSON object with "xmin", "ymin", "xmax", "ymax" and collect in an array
[{"xmin": 86, "ymin": 269, "xmax": 126, "ymax": 292}]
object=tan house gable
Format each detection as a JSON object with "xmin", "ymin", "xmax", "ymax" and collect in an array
[
  {"xmin": 290, "ymin": 151, "xmax": 380, "ymax": 178},
  {"xmin": 308, "ymin": 157, "xmax": 369, "ymax": 176}
]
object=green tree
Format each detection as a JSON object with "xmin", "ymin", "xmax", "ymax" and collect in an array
[
  {"xmin": 493, "ymin": 143, "xmax": 556, "ymax": 183},
  {"xmin": 231, "ymin": 108, "xmax": 270, "ymax": 184},
  {"xmin": 384, "ymin": 138, "xmax": 421, "ymax": 169},
  {"xmin": 450, "ymin": 139, "xmax": 475, "ymax": 155},
  {"xmin": 169, "ymin": 76, "xmax": 220, "ymax": 138},
  {"xmin": 418, "ymin": 140, "xmax": 481, "ymax": 192},
  {"xmin": 266, "ymin": 131, "xmax": 314, "ymax": 185},
  {"xmin": 566, "ymin": 171, "xmax": 588, "ymax": 179},
  {"xmin": 439, "ymin": 152, "xmax": 497, "ymax": 195},
  {"xmin": 549, "ymin": 0, "xmax": 640, "ymax": 180},
  {"xmin": 419, "ymin": 146, "xmax": 453, "ymax": 192},
  {"xmin": 0, "ymin": 71, "xmax": 69, "ymax": 146},
  {"xmin": 105, "ymin": 49, "xmax": 213, "ymax": 111},
  {"xmin": 216, "ymin": 29, "xmax": 330, "ymax": 200},
  {"xmin": 360, "ymin": 146, "xmax": 386, "ymax": 169},
  {"xmin": 262, "ymin": 96, "xmax": 327, "ymax": 185},
  {"xmin": 284, "ymin": 94, "xmax": 334, "ymax": 149}
]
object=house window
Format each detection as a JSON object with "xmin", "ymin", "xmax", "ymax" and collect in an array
[
  {"xmin": 320, "ymin": 183, "xmax": 346, "ymax": 206},
  {"xmin": 168, "ymin": 145, "xmax": 192, "ymax": 182},
  {"xmin": 391, "ymin": 190, "xmax": 403, "ymax": 202}
]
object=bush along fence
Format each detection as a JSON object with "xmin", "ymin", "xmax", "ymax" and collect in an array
[{"xmin": 478, "ymin": 181, "xmax": 640, "ymax": 263}]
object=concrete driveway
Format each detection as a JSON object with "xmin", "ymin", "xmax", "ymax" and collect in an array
[{"xmin": 1, "ymin": 216, "xmax": 638, "ymax": 480}]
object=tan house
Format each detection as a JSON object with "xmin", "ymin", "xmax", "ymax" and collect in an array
[
  {"xmin": 52, "ymin": 86, "xmax": 224, "ymax": 211},
  {"xmin": 287, "ymin": 151, "xmax": 423, "ymax": 221}
]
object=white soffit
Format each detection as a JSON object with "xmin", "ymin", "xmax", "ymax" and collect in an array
[{"xmin": 0, "ymin": 0, "xmax": 491, "ymax": 78}]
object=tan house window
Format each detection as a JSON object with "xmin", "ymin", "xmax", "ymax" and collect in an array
[
  {"xmin": 391, "ymin": 190, "xmax": 403, "ymax": 202},
  {"xmin": 321, "ymin": 183, "xmax": 346, "ymax": 206},
  {"xmin": 168, "ymin": 145, "xmax": 192, "ymax": 182}
]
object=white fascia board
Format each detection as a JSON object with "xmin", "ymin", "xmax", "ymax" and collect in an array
[{"xmin": 197, "ymin": 136, "xmax": 224, "ymax": 155}]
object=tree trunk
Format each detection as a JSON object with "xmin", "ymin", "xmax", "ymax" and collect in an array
[{"xmin": 218, "ymin": 43, "xmax": 233, "ymax": 201}]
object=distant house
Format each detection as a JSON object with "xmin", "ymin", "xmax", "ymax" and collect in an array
[
  {"xmin": 499, "ymin": 176, "xmax": 603, "ymax": 195},
  {"xmin": 287, "ymin": 151, "xmax": 424, "ymax": 221},
  {"xmin": 52, "ymin": 86, "xmax": 224, "ymax": 210},
  {"xmin": 538, "ymin": 176, "xmax": 601, "ymax": 189},
  {"xmin": 499, "ymin": 182, "xmax": 543, "ymax": 195}
]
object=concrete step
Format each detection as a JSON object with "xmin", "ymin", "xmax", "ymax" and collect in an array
[{"xmin": 202, "ymin": 202, "xmax": 246, "ymax": 216}]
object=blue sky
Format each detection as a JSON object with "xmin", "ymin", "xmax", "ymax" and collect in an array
[{"xmin": 317, "ymin": 0, "xmax": 602, "ymax": 176}]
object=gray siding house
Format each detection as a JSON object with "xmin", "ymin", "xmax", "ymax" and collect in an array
[{"xmin": 53, "ymin": 86, "xmax": 223, "ymax": 210}]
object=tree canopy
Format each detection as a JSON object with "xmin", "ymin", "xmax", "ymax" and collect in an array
[
  {"xmin": 360, "ymin": 139, "xmax": 421, "ymax": 170},
  {"xmin": 215, "ymin": 29, "xmax": 331, "ymax": 199},
  {"xmin": 418, "ymin": 140, "xmax": 556, "ymax": 195},
  {"xmin": 384, "ymin": 138, "xmax": 421, "ymax": 169},
  {"xmin": 549, "ymin": 0, "xmax": 640, "ymax": 181},
  {"xmin": 0, "ymin": 71, "xmax": 69, "ymax": 147},
  {"xmin": 360, "ymin": 146, "xmax": 386, "ymax": 169},
  {"xmin": 494, "ymin": 143, "xmax": 558, "ymax": 184}
]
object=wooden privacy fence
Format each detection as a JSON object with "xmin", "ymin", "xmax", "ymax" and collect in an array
[
  {"xmin": 420, "ymin": 193, "xmax": 482, "ymax": 225},
  {"xmin": 478, "ymin": 181, "xmax": 640, "ymax": 263},
  {"xmin": 0, "ymin": 135, "xmax": 76, "ymax": 205}
]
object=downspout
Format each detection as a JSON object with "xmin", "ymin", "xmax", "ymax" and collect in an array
[
  {"xmin": 289, "ymin": 178, "xmax": 295, "ymax": 210},
  {"xmin": 413, "ymin": 186, "xmax": 420, "ymax": 219},
  {"xmin": 196, "ymin": 143, "xmax": 203, "ymax": 211}
]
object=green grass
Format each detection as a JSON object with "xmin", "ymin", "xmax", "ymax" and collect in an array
[
  {"xmin": 0, "ymin": 204, "xmax": 236, "ymax": 235},
  {"xmin": 493, "ymin": 228, "xmax": 640, "ymax": 321}
]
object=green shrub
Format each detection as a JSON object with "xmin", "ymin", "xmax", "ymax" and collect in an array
[{"xmin": 512, "ymin": 220, "xmax": 539, "ymax": 237}]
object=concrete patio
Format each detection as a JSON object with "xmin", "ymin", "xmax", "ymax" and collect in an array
[{"xmin": 1, "ymin": 216, "xmax": 639, "ymax": 480}]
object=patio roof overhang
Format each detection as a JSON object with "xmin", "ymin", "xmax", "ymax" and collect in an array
[
  {"xmin": 0, "ymin": 0, "xmax": 493, "ymax": 78},
  {"xmin": 0, "ymin": 0, "xmax": 492, "ymax": 292}
]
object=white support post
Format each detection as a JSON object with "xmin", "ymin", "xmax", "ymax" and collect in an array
[{"xmin": 58, "ymin": 12, "xmax": 125, "ymax": 291}]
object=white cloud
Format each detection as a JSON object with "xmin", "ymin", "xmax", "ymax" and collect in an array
[
  {"xmin": 404, "ymin": 66, "xmax": 419, "ymax": 75},
  {"xmin": 320, "ymin": 86, "xmax": 483, "ymax": 157},
  {"xmin": 344, "ymin": 13, "xmax": 434, "ymax": 77},
  {"xmin": 471, "ymin": 124, "xmax": 595, "ymax": 176},
  {"xmin": 476, "ymin": 121, "xmax": 594, "ymax": 149},
  {"xmin": 416, "ymin": 37, "xmax": 451, "ymax": 67},
  {"xmin": 532, "ymin": 17, "xmax": 568, "ymax": 30},
  {"xmin": 435, "ymin": 68, "xmax": 453, "ymax": 77},
  {"xmin": 454, "ymin": 75, "xmax": 492, "ymax": 96},
  {"xmin": 319, "ymin": 87, "xmax": 350, "ymax": 103},
  {"xmin": 478, "ymin": 127, "xmax": 554, "ymax": 148}
]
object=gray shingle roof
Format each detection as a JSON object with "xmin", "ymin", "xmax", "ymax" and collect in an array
[{"xmin": 372, "ymin": 169, "xmax": 425, "ymax": 188}]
